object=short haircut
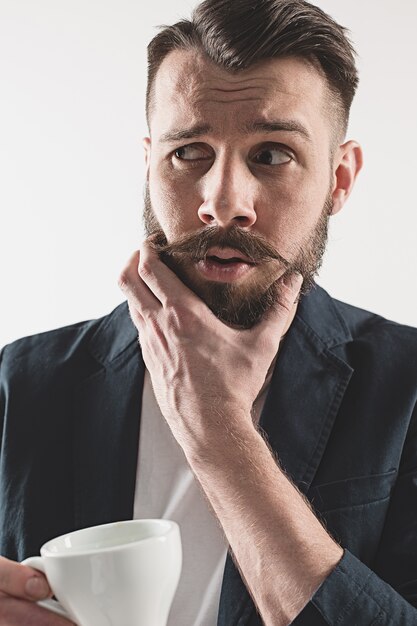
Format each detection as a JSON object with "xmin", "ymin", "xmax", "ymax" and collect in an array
[{"xmin": 146, "ymin": 0, "xmax": 359, "ymax": 139}]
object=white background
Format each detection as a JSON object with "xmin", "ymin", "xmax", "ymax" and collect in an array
[{"xmin": 1, "ymin": 0, "xmax": 416, "ymax": 348}]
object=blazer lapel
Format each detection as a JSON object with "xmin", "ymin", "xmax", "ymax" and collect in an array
[
  {"xmin": 218, "ymin": 285, "xmax": 354, "ymax": 626},
  {"xmin": 73, "ymin": 303, "xmax": 145, "ymax": 530}
]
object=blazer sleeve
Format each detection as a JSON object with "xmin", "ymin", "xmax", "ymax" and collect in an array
[{"xmin": 306, "ymin": 400, "xmax": 417, "ymax": 624}]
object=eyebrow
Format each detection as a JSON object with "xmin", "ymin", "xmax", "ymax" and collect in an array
[
  {"xmin": 243, "ymin": 119, "xmax": 312, "ymax": 142},
  {"xmin": 159, "ymin": 124, "xmax": 212, "ymax": 143},
  {"xmin": 159, "ymin": 119, "xmax": 311, "ymax": 144}
]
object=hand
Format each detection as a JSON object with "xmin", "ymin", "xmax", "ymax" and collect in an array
[
  {"xmin": 119, "ymin": 242, "xmax": 302, "ymax": 447},
  {"xmin": 0, "ymin": 556, "xmax": 75, "ymax": 625}
]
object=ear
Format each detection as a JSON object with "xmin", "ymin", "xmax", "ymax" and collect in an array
[
  {"xmin": 330, "ymin": 140, "xmax": 363, "ymax": 215},
  {"xmin": 143, "ymin": 137, "xmax": 151, "ymax": 177}
]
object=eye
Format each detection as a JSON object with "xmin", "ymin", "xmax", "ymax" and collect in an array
[
  {"xmin": 174, "ymin": 144, "xmax": 212, "ymax": 161},
  {"xmin": 252, "ymin": 145, "xmax": 292, "ymax": 165}
]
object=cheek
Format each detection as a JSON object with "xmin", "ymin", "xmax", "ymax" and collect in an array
[
  {"xmin": 148, "ymin": 166, "xmax": 201, "ymax": 241},
  {"xmin": 257, "ymin": 183, "xmax": 326, "ymax": 257}
]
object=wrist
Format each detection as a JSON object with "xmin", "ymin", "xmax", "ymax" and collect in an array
[{"xmin": 182, "ymin": 410, "xmax": 260, "ymax": 469}]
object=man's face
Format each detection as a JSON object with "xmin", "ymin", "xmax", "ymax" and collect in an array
[{"xmin": 144, "ymin": 50, "xmax": 339, "ymax": 328}]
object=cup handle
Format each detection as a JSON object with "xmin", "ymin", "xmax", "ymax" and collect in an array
[{"xmin": 21, "ymin": 556, "xmax": 74, "ymax": 620}]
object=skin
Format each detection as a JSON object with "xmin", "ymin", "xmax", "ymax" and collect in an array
[
  {"xmin": 0, "ymin": 556, "xmax": 74, "ymax": 624},
  {"xmin": 120, "ymin": 49, "xmax": 363, "ymax": 625},
  {"xmin": 0, "ymin": 50, "xmax": 362, "ymax": 624},
  {"xmin": 144, "ymin": 51, "xmax": 359, "ymax": 262}
]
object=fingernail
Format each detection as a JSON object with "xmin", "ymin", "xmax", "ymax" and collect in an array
[
  {"xmin": 25, "ymin": 575, "xmax": 50, "ymax": 599},
  {"xmin": 283, "ymin": 272, "xmax": 303, "ymax": 290}
]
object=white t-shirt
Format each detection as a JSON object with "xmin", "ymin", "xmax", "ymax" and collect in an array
[{"xmin": 133, "ymin": 369, "xmax": 272, "ymax": 625}]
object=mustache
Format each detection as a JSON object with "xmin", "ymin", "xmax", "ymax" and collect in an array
[{"xmin": 148, "ymin": 225, "xmax": 291, "ymax": 268}]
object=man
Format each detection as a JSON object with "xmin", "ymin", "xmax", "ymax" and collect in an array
[{"xmin": 0, "ymin": 0, "xmax": 416, "ymax": 624}]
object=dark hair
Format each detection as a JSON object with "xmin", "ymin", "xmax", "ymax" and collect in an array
[{"xmin": 146, "ymin": 0, "xmax": 358, "ymax": 137}]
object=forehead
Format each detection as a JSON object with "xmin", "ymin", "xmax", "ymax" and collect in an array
[{"xmin": 150, "ymin": 49, "xmax": 332, "ymax": 142}]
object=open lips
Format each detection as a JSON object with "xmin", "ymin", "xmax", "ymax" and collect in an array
[
  {"xmin": 205, "ymin": 247, "xmax": 256, "ymax": 266},
  {"xmin": 196, "ymin": 247, "xmax": 258, "ymax": 282}
]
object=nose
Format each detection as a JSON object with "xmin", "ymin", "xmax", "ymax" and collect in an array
[{"xmin": 198, "ymin": 155, "xmax": 257, "ymax": 228}]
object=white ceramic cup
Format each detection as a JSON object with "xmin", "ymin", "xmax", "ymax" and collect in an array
[{"xmin": 21, "ymin": 519, "xmax": 182, "ymax": 626}]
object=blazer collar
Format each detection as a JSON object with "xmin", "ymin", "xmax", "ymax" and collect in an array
[
  {"xmin": 87, "ymin": 301, "xmax": 138, "ymax": 365},
  {"xmin": 83, "ymin": 282, "xmax": 352, "ymax": 366},
  {"xmin": 296, "ymin": 283, "xmax": 352, "ymax": 348}
]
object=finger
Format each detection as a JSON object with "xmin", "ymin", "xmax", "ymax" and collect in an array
[
  {"xmin": 0, "ymin": 595, "xmax": 75, "ymax": 624},
  {"xmin": 138, "ymin": 239, "xmax": 198, "ymax": 308},
  {"xmin": 118, "ymin": 249, "xmax": 161, "ymax": 314},
  {"xmin": 0, "ymin": 556, "xmax": 52, "ymax": 601},
  {"xmin": 277, "ymin": 271, "xmax": 304, "ymax": 313},
  {"xmin": 252, "ymin": 272, "xmax": 303, "ymax": 340}
]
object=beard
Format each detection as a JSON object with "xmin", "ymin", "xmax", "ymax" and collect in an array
[{"xmin": 143, "ymin": 184, "xmax": 331, "ymax": 329}]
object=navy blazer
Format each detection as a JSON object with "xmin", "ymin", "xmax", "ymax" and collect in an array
[{"xmin": 1, "ymin": 285, "xmax": 417, "ymax": 625}]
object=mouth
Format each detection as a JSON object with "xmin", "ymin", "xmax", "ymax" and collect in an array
[
  {"xmin": 205, "ymin": 246, "xmax": 256, "ymax": 265},
  {"xmin": 196, "ymin": 246, "xmax": 257, "ymax": 282}
]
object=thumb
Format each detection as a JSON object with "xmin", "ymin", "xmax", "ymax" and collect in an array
[
  {"xmin": 278, "ymin": 271, "xmax": 304, "ymax": 314},
  {"xmin": 253, "ymin": 271, "xmax": 304, "ymax": 340}
]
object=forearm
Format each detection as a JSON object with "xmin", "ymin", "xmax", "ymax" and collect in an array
[{"xmin": 184, "ymin": 415, "xmax": 343, "ymax": 626}]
